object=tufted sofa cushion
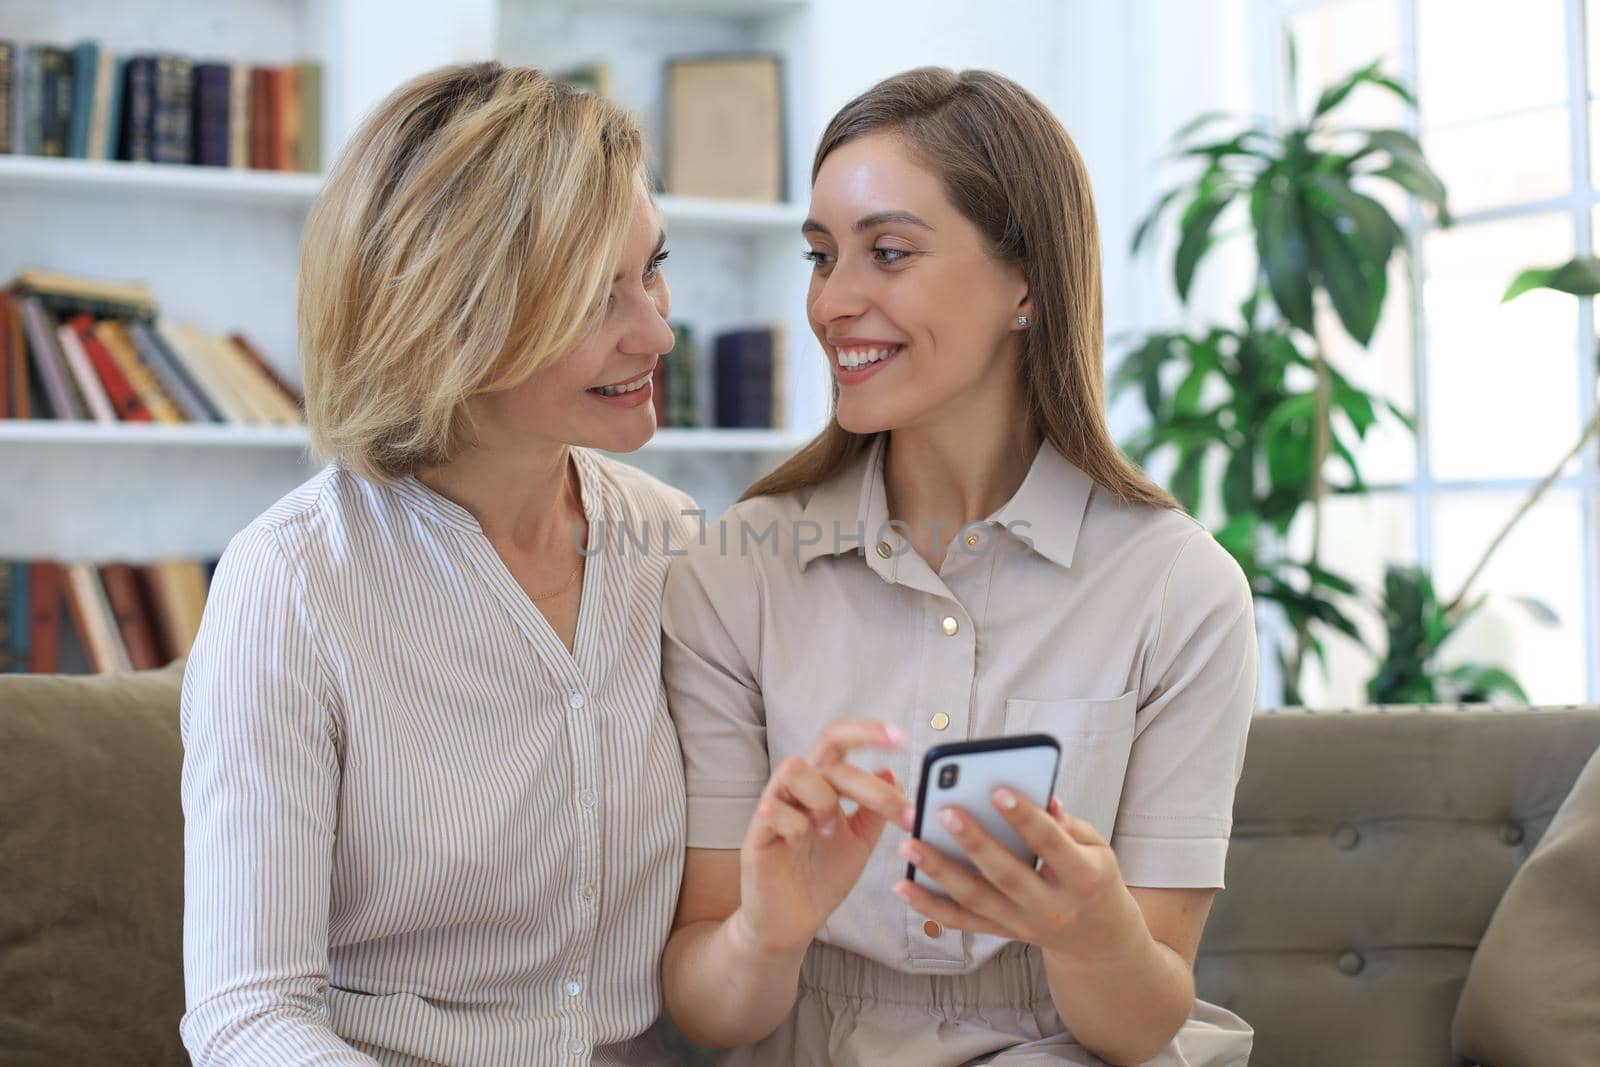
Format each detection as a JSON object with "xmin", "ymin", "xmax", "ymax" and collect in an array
[{"xmin": 1196, "ymin": 706, "xmax": 1600, "ymax": 1067}]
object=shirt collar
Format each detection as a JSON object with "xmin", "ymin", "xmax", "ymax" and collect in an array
[{"xmin": 795, "ymin": 433, "xmax": 1094, "ymax": 572}]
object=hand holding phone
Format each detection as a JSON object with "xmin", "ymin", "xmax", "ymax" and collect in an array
[{"xmin": 906, "ymin": 733, "xmax": 1060, "ymax": 895}]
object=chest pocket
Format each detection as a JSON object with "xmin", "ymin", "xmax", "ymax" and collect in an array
[{"xmin": 1003, "ymin": 690, "xmax": 1136, "ymax": 842}]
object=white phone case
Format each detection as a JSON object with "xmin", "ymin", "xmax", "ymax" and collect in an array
[{"xmin": 909, "ymin": 734, "xmax": 1061, "ymax": 896}]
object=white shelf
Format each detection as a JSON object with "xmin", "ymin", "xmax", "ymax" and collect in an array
[
  {"xmin": 0, "ymin": 421, "xmax": 805, "ymax": 453},
  {"xmin": 0, "ymin": 156, "xmax": 323, "ymax": 208},
  {"xmin": 520, "ymin": 0, "xmax": 808, "ymax": 15},
  {"xmin": 0, "ymin": 157, "xmax": 807, "ymax": 234}
]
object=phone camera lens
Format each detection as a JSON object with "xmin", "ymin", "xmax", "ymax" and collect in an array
[{"xmin": 938, "ymin": 764, "xmax": 959, "ymax": 789}]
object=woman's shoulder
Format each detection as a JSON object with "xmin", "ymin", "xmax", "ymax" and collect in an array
[{"xmin": 1085, "ymin": 493, "xmax": 1251, "ymax": 614}]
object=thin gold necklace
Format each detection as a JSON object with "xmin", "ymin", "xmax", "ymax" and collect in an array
[{"xmin": 527, "ymin": 463, "xmax": 585, "ymax": 602}]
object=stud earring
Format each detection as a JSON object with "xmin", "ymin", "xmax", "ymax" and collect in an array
[{"xmin": 1017, "ymin": 315, "xmax": 1029, "ymax": 327}]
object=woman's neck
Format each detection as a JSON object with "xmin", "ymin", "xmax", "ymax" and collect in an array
[{"xmin": 416, "ymin": 441, "xmax": 581, "ymax": 553}]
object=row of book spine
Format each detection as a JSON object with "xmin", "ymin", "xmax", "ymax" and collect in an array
[
  {"xmin": 651, "ymin": 323, "xmax": 788, "ymax": 430},
  {"xmin": 0, "ymin": 40, "xmax": 321, "ymax": 172},
  {"xmin": 0, "ymin": 559, "xmax": 211, "ymax": 675},
  {"xmin": 1, "ymin": 273, "xmax": 304, "ymax": 425}
]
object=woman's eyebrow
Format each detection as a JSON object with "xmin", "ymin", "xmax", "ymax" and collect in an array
[
  {"xmin": 801, "ymin": 210, "xmax": 933, "ymax": 238},
  {"xmin": 615, "ymin": 230, "xmax": 668, "ymax": 281}
]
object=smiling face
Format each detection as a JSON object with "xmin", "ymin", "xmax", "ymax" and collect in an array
[
  {"xmin": 471, "ymin": 185, "xmax": 675, "ymax": 456},
  {"xmin": 803, "ymin": 132, "xmax": 1033, "ymax": 437}
]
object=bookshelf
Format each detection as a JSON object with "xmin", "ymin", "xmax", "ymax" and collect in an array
[{"xmin": 2, "ymin": 0, "xmax": 840, "ymax": 560}]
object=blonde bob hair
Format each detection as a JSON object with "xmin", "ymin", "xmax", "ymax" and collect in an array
[{"xmin": 299, "ymin": 63, "xmax": 645, "ymax": 482}]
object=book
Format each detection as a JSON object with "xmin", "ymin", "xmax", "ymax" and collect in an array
[
  {"xmin": 67, "ymin": 40, "xmax": 97, "ymax": 158},
  {"xmin": 155, "ymin": 318, "xmax": 253, "ymax": 423},
  {"xmin": 5, "ymin": 562, "xmax": 28, "ymax": 673},
  {"xmin": 99, "ymin": 564, "xmax": 164, "ymax": 670},
  {"xmin": 19, "ymin": 296, "xmax": 83, "ymax": 419},
  {"xmin": 72, "ymin": 315, "xmax": 148, "ymax": 422},
  {"xmin": 119, "ymin": 55, "xmax": 156, "ymax": 162},
  {"xmin": 0, "ymin": 291, "xmax": 11, "ymax": 417},
  {"xmin": 63, "ymin": 562, "xmax": 131, "ymax": 673},
  {"xmin": 229, "ymin": 333, "xmax": 303, "ymax": 411},
  {"xmin": 98, "ymin": 54, "xmax": 124, "ymax": 160},
  {"xmin": 0, "ymin": 564, "xmax": 11, "ymax": 671},
  {"xmin": 4, "ymin": 292, "xmax": 26, "ymax": 418},
  {"xmin": 28, "ymin": 561, "xmax": 62, "ymax": 673},
  {"xmin": 21, "ymin": 46, "xmax": 43, "ymax": 155},
  {"xmin": 280, "ymin": 65, "xmax": 302, "ymax": 171},
  {"xmin": 193, "ymin": 62, "xmax": 230, "ymax": 167},
  {"xmin": 665, "ymin": 55, "xmax": 785, "ymax": 203},
  {"xmin": 152, "ymin": 55, "xmax": 193, "ymax": 164},
  {"xmin": 0, "ymin": 42, "xmax": 14, "ymax": 155},
  {"xmin": 249, "ymin": 67, "xmax": 272, "ymax": 169},
  {"xmin": 96, "ymin": 319, "xmax": 182, "ymax": 423},
  {"xmin": 14, "ymin": 268, "xmax": 158, "ymax": 319},
  {"xmin": 215, "ymin": 334, "xmax": 300, "ymax": 423},
  {"xmin": 55, "ymin": 321, "xmax": 117, "ymax": 423},
  {"xmin": 228, "ymin": 62, "xmax": 250, "ymax": 168},
  {"xmin": 297, "ymin": 61, "xmax": 322, "ymax": 173},
  {"xmin": 667, "ymin": 323, "xmax": 699, "ymax": 428},
  {"xmin": 83, "ymin": 45, "xmax": 115, "ymax": 161},
  {"xmin": 39, "ymin": 46, "xmax": 72, "ymax": 157},
  {"xmin": 130, "ymin": 320, "xmax": 220, "ymax": 422},
  {"xmin": 713, "ymin": 327, "xmax": 776, "ymax": 428},
  {"xmin": 143, "ymin": 560, "xmax": 207, "ymax": 659}
]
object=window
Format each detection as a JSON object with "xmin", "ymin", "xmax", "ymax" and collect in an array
[{"xmin": 1271, "ymin": 0, "xmax": 1598, "ymax": 705}]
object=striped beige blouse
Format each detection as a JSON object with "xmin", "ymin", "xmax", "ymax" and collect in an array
[{"xmin": 180, "ymin": 448, "xmax": 695, "ymax": 1067}]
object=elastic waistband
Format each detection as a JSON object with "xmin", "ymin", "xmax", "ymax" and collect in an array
[{"xmin": 797, "ymin": 941, "xmax": 1056, "ymax": 1013}]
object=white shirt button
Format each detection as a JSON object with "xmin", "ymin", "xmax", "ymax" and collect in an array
[
  {"xmin": 578, "ymin": 790, "xmax": 598, "ymax": 808},
  {"xmin": 565, "ymin": 979, "xmax": 582, "ymax": 997},
  {"xmin": 580, "ymin": 883, "xmax": 597, "ymax": 901},
  {"xmin": 568, "ymin": 1038, "xmax": 586, "ymax": 1056},
  {"xmin": 940, "ymin": 616, "xmax": 960, "ymax": 636},
  {"xmin": 568, "ymin": 691, "xmax": 586, "ymax": 710}
]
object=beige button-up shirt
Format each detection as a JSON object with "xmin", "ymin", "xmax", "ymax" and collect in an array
[{"xmin": 663, "ymin": 432, "xmax": 1257, "ymax": 973}]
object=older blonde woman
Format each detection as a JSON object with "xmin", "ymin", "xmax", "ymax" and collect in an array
[{"xmin": 180, "ymin": 64, "xmax": 691, "ymax": 1066}]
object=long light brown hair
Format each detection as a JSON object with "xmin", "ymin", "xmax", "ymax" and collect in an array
[
  {"xmin": 742, "ymin": 67, "xmax": 1176, "ymax": 511},
  {"xmin": 299, "ymin": 63, "xmax": 645, "ymax": 482}
]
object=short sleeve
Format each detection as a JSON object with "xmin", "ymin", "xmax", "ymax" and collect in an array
[
  {"xmin": 661, "ymin": 519, "xmax": 771, "ymax": 850},
  {"xmin": 1113, "ymin": 528, "xmax": 1258, "ymax": 889}
]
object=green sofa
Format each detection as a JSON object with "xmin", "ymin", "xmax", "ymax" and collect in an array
[{"xmin": 2, "ymin": 663, "xmax": 1596, "ymax": 1066}]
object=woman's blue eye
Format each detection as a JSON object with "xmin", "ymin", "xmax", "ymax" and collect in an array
[
  {"xmin": 873, "ymin": 247, "xmax": 908, "ymax": 264},
  {"xmin": 645, "ymin": 249, "xmax": 670, "ymax": 279},
  {"xmin": 801, "ymin": 249, "xmax": 832, "ymax": 268}
]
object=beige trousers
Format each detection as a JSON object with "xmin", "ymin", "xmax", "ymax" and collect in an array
[{"xmin": 716, "ymin": 942, "xmax": 1253, "ymax": 1067}]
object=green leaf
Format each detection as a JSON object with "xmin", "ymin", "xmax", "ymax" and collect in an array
[
  {"xmin": 1213, "ymin": 511, "xmax": 1259, "ymax": 563},
  {"xmin": 1172, "ymin": 447, "xmax": 1206, "ymax": 513},
  {"xmin": 1175, "ymin": 186, "xmax": 1237, "ymax": 301},
  {"xmin": 1132, "ymin": 186, "xmax": 1187, "ymax": 256},
  {"xmin": 1443, "ymin": 664, "xmax": 1530, "ymax": 703},
  {"xmin": 1309, "ymin": 176, "xmax": 1403, "ymax": 267},
  {"xmin": 1312, "ymin": 59, "xmax": 1414, "ymax": 120},
  {"xmin": 1251, "ymin": 179, "xmax": 1317, "ymax": 334},
  {"xmin": 1303, "ymin": 199, "xmax": 1384, "ymax": 346},
  {"xmin": 1172, "ymin": 110, "xmax": 1235, "ymax": 143},
  {"xmin": 1503, "ymin": 257, "xmax": 1600, "ymax": 302},
  {"xmin": 1223, "ymin": 445, "xmax": 1257, "ymax": 516}
]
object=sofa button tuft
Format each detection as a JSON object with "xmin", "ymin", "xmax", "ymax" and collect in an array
[
  {"xmin": 1336, "ymin": 950, "xmax": 1364, "ymax": 976},
  {"xmin": 1499, "ymin": 821, "xmax": 1524, "ymax": 846},
  {"xmin": 1331, "ymin": 825, "xmax": 1359, "ymax": 850}
]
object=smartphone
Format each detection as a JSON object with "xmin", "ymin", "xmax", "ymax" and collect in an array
[{"xmin": 907, "ymin": 733, "xmax": 1061, "ymax": 894}]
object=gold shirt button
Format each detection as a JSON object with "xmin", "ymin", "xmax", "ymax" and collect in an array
[
  {"xmin": 930, "ymin": 712, "xmax": 950, "ymax": 731},
  {"xmin": 923, "ymin": 919, "xmax": 943, "ymax": 938},
  {"xmin": 940, "ymin": 616, "xmax": 959, "ymax": 636},
  {"xmin": 875, "ymin": 541, "xmax": 892, "ymax": 559},
  {"xmin": 964, "ymin": 532, "xmax": 980, "ymax": 547}
]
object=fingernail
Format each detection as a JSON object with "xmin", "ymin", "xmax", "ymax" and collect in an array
[
  {"xmin": 940, "ymin": 808, "xmax": 964, "ymax": 833},
  {"xmin": 994, "ymin": 789, "xmax": 1017, "ymax": 811},
  {"xmin": 885, "ymin": 725, "xmax": 909, "ymax": 746},
  {"xmin": 892, "ymin": 881, "xmax": 912, "ymax": 900},
  {"xmin": 899, "ymin": 840, "xmax": 922, "ymax": 863},
  {"xmin": 900, "ymin": 806, "xmax": 916, "ymax": 830},
  {"xmin": 819, "ymin": 818, "xmax": 837, "ymax": 837}
]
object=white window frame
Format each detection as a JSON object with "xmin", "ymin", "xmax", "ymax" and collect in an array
[{"xmin": 1267, "ymin": 0, "xmax": 1600, "ymax": 702}]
